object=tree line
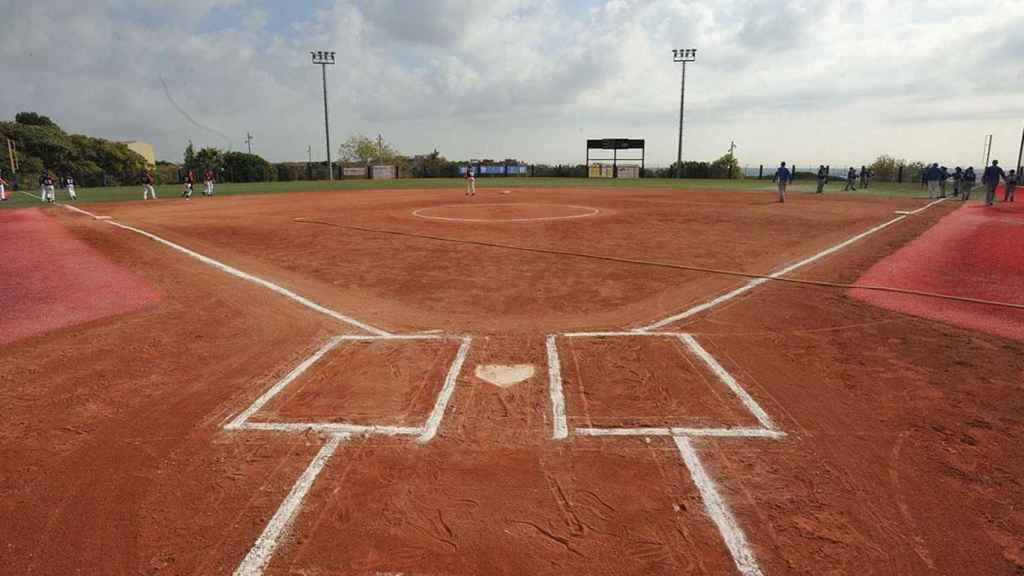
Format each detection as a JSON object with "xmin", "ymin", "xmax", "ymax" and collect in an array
[{"xmin": 0, "ymin": 112, "xmax": 149, "ymax": 187}]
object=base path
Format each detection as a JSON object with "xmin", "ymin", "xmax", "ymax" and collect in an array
[
  {"xmin": 850, "ymin": 202, "xmax": 1024, "ymax": 342},
  {"xmin": 0, "ymin": 208, "xmax": 161, "ymax": 344}
]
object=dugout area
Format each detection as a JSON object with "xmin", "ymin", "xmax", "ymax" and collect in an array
[{"xmin": 1, "ymin": 186, "xmax": 1022, "ymax": 576}]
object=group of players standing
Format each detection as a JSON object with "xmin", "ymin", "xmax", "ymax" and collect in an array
[
  {"xmin": 771, "ymin": 161, "xmax": 1018, "ymax": 205},
  {"xmin": 32, "ymin": 171, "xmax": 77, "ymax": 203},
  {"xmin": 139, "ymin": 168, "xmax": 216, "ymax": 201},
  {"xmin": 920, "ymin": 161, "xmax": 1016, "ymax": 205}
]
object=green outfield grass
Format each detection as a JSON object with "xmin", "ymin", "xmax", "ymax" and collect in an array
[{"xmin": 0, "ymin": 177, "xmax": 933, "ymax": 209}]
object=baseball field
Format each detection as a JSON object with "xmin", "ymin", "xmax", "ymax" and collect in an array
[{"xmin": 1, "ymin": 182, "xmax": 1022, "ymax": 575}]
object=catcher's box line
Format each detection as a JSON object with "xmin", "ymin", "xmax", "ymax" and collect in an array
[
  {"xmin": 636, "ymin": 197, "xmax": 949, "ymax": 332},
  {"xmin": 232, "ymin": 434, "xmax": 346, "ymax": 576}
]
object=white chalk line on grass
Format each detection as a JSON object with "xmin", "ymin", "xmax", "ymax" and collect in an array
[
  {"xmin": 233, "ymin": 434, "xmax": 346, "ymax": 576},
  {"xmin": 675, "ymin": 436, "xmax": 765, "ymax": 576},
  {"xmin": 104, "ymin": 221, "xmax": 392, "ymax": 336},
  {"xmin": 636, "ymin": 197, "xmax": 948, "ymax": 332},
  {"xmin": 546, "ymin": 335, "xmax": 569, "ymax": 440},
  {"xmin": 418, "ymin": 336, "xmax": 472, "ymax": 443}
]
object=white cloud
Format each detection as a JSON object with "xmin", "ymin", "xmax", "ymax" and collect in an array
[{"xmin": 0, "ymin": 0, "xmax": 1021, "ymax": 168}]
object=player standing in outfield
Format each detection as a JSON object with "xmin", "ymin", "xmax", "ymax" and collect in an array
[
  {"xmin": 982, "ymin": 160, "xmax": 1005, "ymax": 206},
  {"xmin": 962, "ymin": 167, "xmax": 976, "ymax": 201},
  {"xmin": 203, "ymin": 169, "xmax": 215, "ymax": 197},
  {"xmin": 38, "ymin": 171, "xmax": 47, "ymax": 201},
  {"xmin": 816, "ymin": 165, "xmax": 828, "ymax": 193},
  {"xmin": 1003, "ymin": 169, "xmax": 1017, "ymax": 202},
  {"xmin": 64, "ymin": 175, "xmax": 77, "ymax": 200},
  {"xmin": 142, "ymin": 170, "xmax": 157, "ymax": 200},
  {"xmin": 951, "ymin": 167, "xmax": 963, "ymax": 199},
  {"xmin": 465, "ymin": 165, "xmax": 476, "ymax": 196},
  {"xmin": 181, "ymin": 169, "xmax": 195, "ymax": 199},
  {"xmin": 924, "ymin": 163, "xmax": 943, "ymax": 199},
  {"xmin": 0, "ymin": 173, "xmax": 7, "ymax": 201},
  {"xmin": 41, "ymin": 172, "xmax": 56, "ymax": 203},
  {"xmin": 771, "ymin": 161, "xmax": 791, "ymax": 203},
  {"xmin": 844, "ymin": 166, "xmax": 857, "ymax": 191},
  {"xmin": 939, "ymin": 166, "xmax": 950, "ymax": 198}
]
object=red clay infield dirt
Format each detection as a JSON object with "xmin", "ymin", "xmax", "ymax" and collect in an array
[
  {"xmin": 0, "ymin": 208, "xmax": 160, "ymax": 344},
  {"xmin": 1, "ymin": 187, "xmax": 1022, "ymax": 576},
  {"xmin": 851, "ymin": 202, "xmax": 1024, "ymax": 342}
]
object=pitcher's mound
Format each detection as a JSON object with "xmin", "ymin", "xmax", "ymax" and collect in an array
[{"xmin": 413, "ymin": 203, "xmax": 599, "ymax": 223}]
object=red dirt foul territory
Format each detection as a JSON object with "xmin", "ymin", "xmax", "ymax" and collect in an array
[
  {"xmin": 850, "ymin": 202, "xmax": 1024, "ymax": 341},
  {"xmin": 0, "ymin": 208, "xmax": 160, "ymax": 344}
]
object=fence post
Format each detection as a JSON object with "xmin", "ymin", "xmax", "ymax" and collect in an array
[
  {"xmin": 897, "ymin": 165, "xmax": 903, "ymax": 183},
  {"xmin": 758, "ymin": 165, "xmax": 763, "ymax": 179}
]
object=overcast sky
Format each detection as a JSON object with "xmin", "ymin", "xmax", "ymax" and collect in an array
[{"xmin": 2, "ymin": 0, "xmax": 1022, "ymax": 168}]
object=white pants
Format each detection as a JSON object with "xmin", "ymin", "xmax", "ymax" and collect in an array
[
  {"xmin": 927, "ymin": 180, "xmax": 940, "ymax": 198},
  {"xmin": 777, "ymin": 180, "xmax": 787, "ymax": 202},
  {"xmin": 205, "ymin": 181, "xmax": 214, "ymax": 196},
  {"xmin": 0, "ymin": 184, "xmax": 5, "ymax": 200},
  {"xmin": 45, "ymin": 185, "xmax": 55, "ymax": 202},
  {"xmin": 144, "ymin": 184, "xmax": 157, "ymax": 200},
  {"xmin": 67, "ymin": 184, "xmax": 76, "ymax": 199},
  {"xmin": 466, "ymin": 178, "xmax": 475, "ymax": 195}
]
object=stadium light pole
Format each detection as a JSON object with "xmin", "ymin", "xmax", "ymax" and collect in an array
[
  {"xmin": 672, "ymin": 48, "xmax": 697, "ymax": 178},
  {"xmin": 311, "ymin": 50, "xmax": 336, "ymax": 180}
]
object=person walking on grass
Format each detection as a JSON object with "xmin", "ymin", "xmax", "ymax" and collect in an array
[
  {"xmin": 465, "ymin": 166, "xmax": 476, "ymax": 196},
  {"xmin": 951, "ymin": 167, "xmax": 963, "ymax": 199},
  {"xmin": 1004, "ymin": 170, "xmax": 1017, "ymax": 202},
  {"xmin": 924, "ymin": 163, "xmax": 943, "ymax": 199},
  {"xmin": 142, "ymin": 171, "xmax": 157, "ymax": 200},
  {"xmin": 816, "ymin": 164, "xmax": 828, "ymax": 193},
  {"xmin": 844, "ymin": 166, "xmax": 858, "ymax": 191},
  {"xmin": 939, "ymin": 166, "xmax": 950, "ymax": 198},
  {"xmin": 982, "ymin": 160, "xmax": 1005, "ymax": 206},
  {"xmin": 772, "ymin": 161, "xmax": 792, "ymax": 203},
  {"xmin": 962, "ymin": 167, "xmax": 976, "ymax": 201}
]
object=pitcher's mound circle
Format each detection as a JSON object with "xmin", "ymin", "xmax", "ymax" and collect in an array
[{"xmin": 412, "ymin": 203, "xmax": 600, "ymax": 223}]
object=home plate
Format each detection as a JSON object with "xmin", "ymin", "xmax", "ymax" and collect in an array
[{"xmin": 474, "ymin": 364, "xmax": 535, "ymax": 387}]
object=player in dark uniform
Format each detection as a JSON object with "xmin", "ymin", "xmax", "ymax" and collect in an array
[
  {"xmin": 182, "ymin": 170, "xmax": 195, "ymax": 199},
  {"xmin": 844, "ymin": 167, "xmax": 857, "ymax": 191},
  {"xmin": 982, "ymin": 160, "xmax": 1005, "ymax": 206},
  {"xmin": 203, "ymin": 169, "xmax": 215, "ymax": 197},
  {"xmin": 41, "ymin": 172, "xmax": 56, "ymax": 203},
  {"xmin": 961, "ymin": 167, "xmax": 976, "ymax": 201},
  {"xmin": 142, "ymin": 171, "xmax": 157, "ymax": 200},
  {"xmin": 815, "ymin": 165, "xmax": 828, "ymax": 193}
]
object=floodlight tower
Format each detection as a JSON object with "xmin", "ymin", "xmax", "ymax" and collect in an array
[
  {"xmin": 672, "ymin": 48, "xmax": 697, "ymax": 178},
  {"xmin": 310, "ymin": 50, "xmax": 336, "ymax": 180}
]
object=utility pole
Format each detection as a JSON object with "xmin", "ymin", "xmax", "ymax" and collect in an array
[
  {"xmin": 983, "ymin": 134, "xmax": 993, "ymax": 167},
  {"xmin": 310, "ymin": 50, "xmax": 336, "ymax": 180},
  {"xmin": 377, "ymin": 134, "xmax": 383, "ymax": 164},
  {"xmin": 244, "ymin": 132, "xmax": 254, "ymax": 154},
  {"xmin": 6, "ymin": 138, "xmax": 18, "ymax": 174},
  {"xmin": 1017, "ymin": 125, "xmax": 1023, "ymax": 177},
  {"xmin": 727, "ymin": 140, "xmax": 737, "ymax": 179},
  {"xmin": 672, "ymin": 48, "xmax": 697, "ymax": 178}
]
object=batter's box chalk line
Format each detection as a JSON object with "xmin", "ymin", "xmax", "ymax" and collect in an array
[
  {"xmin": 547, "ymin": 330, "xmax": 783, "ymax": 576},
  {"xmin": 223, "ymin": 334, "xmax": 472, "ymax": 444}
]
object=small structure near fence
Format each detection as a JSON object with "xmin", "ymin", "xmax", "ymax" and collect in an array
[{"xmin": 586, "ymin": 139, "xmax": 645, "ymax": 178}]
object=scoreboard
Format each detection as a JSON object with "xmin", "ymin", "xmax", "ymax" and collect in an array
[{"xmin": 587, "ymin": 139, "xmax": 645, "ymax": 150}]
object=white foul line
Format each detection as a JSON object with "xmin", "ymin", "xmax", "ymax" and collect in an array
[
  {"xmin": 675, "ymin": 436, "xmax": 765, "ymax": 576},
  {"xmin": 546, "ymin": 335, "xmax": 569, "ymax": 440},
  {"xmin": 238, "ymin": 422, "xmax": 422, "ymax": 436},
  {"xmin": 225, "ymin": 337, "xmax": 343, "ymax": 430},
  {"xmin": 417, "ymin": 336, "xmax": 472, "ymax": 443},
  {"xmin": 636, "ymin": 198, "xmax": 948, "ymax": 332},
  {"xmin": 233, "ymin": 434, "xmax": 346, "ymax": 576},
  {"xmin": 678, "ymin": 334, "xmax": 777, "ymax": 431},
  {"xmin": 104, "ymin": 221, "xmax": 392, "ymax": 336}
]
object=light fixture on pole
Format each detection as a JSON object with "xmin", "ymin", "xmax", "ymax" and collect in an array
[
  {"xmin": 672, "ymin": 48, "xmax": 697, "ymax": 178},
  {"xmin": 310, "ymin": 50, "xmax": 336, "ymax": 180}
]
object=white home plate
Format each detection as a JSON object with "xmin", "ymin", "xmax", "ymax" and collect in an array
[{"xmin": 474, "ymin": 364, "xmax": 535, "ymax": 387}]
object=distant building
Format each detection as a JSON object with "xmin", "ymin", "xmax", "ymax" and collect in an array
[{"xmin": 121, "ymin": 141, "xmax": 155, "ymax": 167}]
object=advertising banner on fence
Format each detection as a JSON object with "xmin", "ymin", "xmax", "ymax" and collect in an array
[
  {"xmin": 342, "ymin": 166, "xmax": 368, "ymax": 178},
  {"xmin": 371, "ymin": 165, "xmax": 396, "ymax": 180}
]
